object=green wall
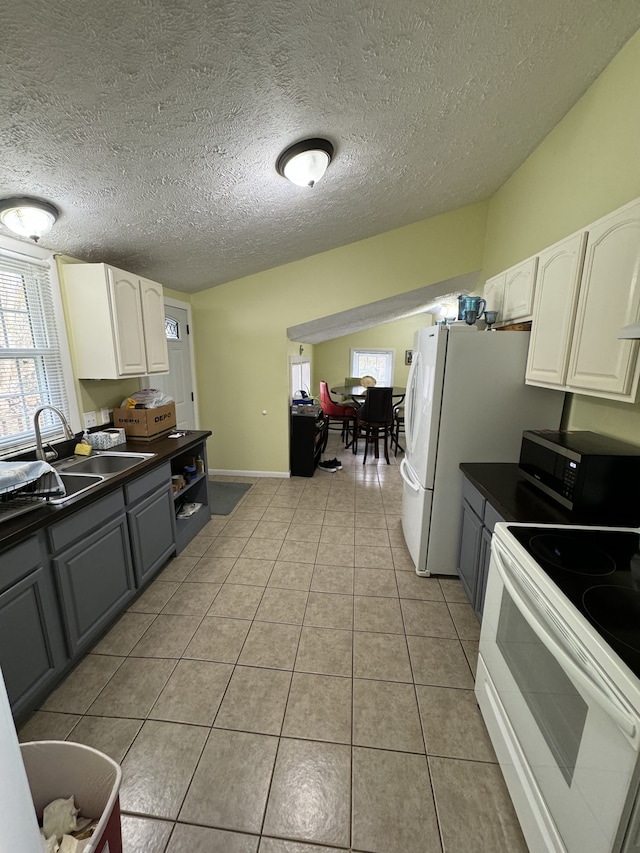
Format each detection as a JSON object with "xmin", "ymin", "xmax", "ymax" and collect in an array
[
  {"xmin": 56, "ymin": 28, "xmax": 640, "ymax": 465},
  {"xmin": 483, "ymin": 28, "xmax": 640, "ymax": 443},
  {"xmin": 313, "ymin": 314, "xmax": 434, "ymax": 399},
  {"xmin": 192, "ymin": 202, "xmax": 488, "ymax": 473}
]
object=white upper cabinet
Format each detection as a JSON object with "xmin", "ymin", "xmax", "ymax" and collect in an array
[
  {"xmin": 62, "ymin": 263, "xmax": 169, "ymax": 379},
  {"xmin": 139, "ymin": 277, "xmax": 170, "ymax": 374},
  {"xmin": 483, "ymin": 273, "xmax": 505, "ymax": 317},
  {"xmin": 566, "ymin": 199, "xmax": 640, "ymax": 400},
  {"xmin": 503, "ymin": 256, "xmax": 538, "ymax": 324},
  {"xmin": 526, "ymin": 231, "xmax": 588, "ymax": 388},
  {"xmin": 483, "ymin": 256, "xmax": 537, "ymax": 326}
]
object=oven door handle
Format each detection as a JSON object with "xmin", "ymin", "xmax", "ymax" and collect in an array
[{"xmin": 493, "ymin": 542, "xmax": 640, "ymax": 747}]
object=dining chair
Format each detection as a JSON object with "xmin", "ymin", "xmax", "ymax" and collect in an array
[
  {"xmin": 319, "ymin": 381, "xmax": 357, "ymax": 450},
  {"xmin": 341, "ymin": 376, "xmax": 362, "ymax": 405},
  {"xmin": 353, "ymin": 386, "xmax": 394, "ymax": 463},
  {"xmin": 390, "ymin": 402, "xmax": 405, "ymax": 456}
]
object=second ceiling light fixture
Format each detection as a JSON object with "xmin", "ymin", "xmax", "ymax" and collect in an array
[{"xmin": 276, "ymin": 138, "xmax": 334, "ymax": 188}]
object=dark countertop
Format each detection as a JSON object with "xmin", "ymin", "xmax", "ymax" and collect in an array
[
  {"xmin": 0, "ymin": 430, "xmax": 212, "ymax": 551},
  {"xmin": 460, "ymin": 462, "xmax": 640, "ymax": 528}
]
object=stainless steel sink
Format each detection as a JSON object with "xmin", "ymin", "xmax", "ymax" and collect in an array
[
  {"xmin": 62, "ymin": 451, "xmax": 154, "ymax": 476},
  {"xmin": 47, "ymin": 472, "xmax": 105, "ymax": 504},
  {"xmin": 54, "ymin": 451, "xmax": 155, "ymax": 477},
  {"xmin": 48, "ymin": 451, "xmax": 156, "ymax": 503}
]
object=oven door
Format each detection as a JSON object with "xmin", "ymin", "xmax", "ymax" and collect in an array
[{"xmin": 476, "ymin": 535, "xmax": 640, "ymax": 853}]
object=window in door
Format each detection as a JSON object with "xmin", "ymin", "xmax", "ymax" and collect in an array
[
  {"xmin": 165, "ymin": 315, "xmax": 180, "ymax": 339},
  {"xmin": 0, "ymin": 243, "xmax": 78, "ymax": 455},
  {"xmin": 350, "ymin": 348, "xmax": 395, "ymax": 385}
]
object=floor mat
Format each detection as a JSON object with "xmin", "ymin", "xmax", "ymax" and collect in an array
[{"xmin": 208, "ymin": 480, "xmax": 252, "ymax": 515}]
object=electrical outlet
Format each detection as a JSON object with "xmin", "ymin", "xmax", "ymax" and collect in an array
[
  {"xmin": 100, "ymin": 408, "xmax": 111, "ymax": 425},
  {"xmin": 83, "ymin": 411, "xmax": 98, "ymax": 429}
]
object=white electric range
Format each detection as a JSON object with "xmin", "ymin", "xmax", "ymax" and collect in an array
[{"xmin": 476, "ymin": 521, "xmax": 640, "ymax": 853}]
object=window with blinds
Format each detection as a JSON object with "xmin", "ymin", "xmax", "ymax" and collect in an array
[
  {"xmin": 0, "ymin": 250, "xmax": 73, "ymax": 454},
  {"xmin": 350, "ymin": 348, "xmax": 395, "ymax": 386},
  {"xmin": 290, "ymin": 358, "xmax": 311, "ymax": 399}
]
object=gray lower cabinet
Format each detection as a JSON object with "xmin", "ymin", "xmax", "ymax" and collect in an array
[
  {"xmin": 458, "ymin": 476, "xmax": 504, "ymax": 620},
  {"xmin": 2, "ymin": 448, "xmax": 200, "ymax": 719},
  {"xmin": 50, "ymin": 490, "xmax": 135, "ymax": 656},
  {"xmin": 0, "ymin": 534, "xmax": 67, "ymax": 718},
  {"xmin": 125, "ymin": 464, "xmax": 176, "ymax": 586}
]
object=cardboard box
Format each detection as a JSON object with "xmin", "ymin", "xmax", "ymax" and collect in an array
[
  {"xmin": 112, "ymin": 402, "xmax": 176, "ymax": 441},
  {"xmin": 21, "ymin": 740, "xmax": 122, "ymax": 853}
]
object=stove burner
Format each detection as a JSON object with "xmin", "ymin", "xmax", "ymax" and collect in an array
[
  {"xmin": 529, "ymin": 535, "xmax": 616, "ymax": 576},
  {"xmin": 583, "ymin": 586, "xmax": 640, "ymax": 653}
]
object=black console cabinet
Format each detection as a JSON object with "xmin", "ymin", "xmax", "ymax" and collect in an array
[{"xmin": 290, "ymin": 406, "xmax": 326, "ymax": 476}]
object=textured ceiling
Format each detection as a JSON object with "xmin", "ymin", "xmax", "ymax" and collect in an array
[{"xmin": 1, "ymin": 2, "xmax": 639, "ymax": 293}]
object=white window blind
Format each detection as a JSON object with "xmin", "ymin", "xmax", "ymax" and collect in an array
[
  {"xmin": 350, "ymin": 349, "xmax": 395, "ymax": 386},
  {"xmin": 290, "ymin": 358, "xmax": 311, "ymax": 398},
  {"xmin": 0, "ymin": 250, "xmax": 73, "ymax": 454}
]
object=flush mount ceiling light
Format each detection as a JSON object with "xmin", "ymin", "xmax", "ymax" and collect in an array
[
  {"xmin": 276, "ymin": 138, "xmax": 334, "ymax": 188},
  {"xmin": 0, "ymin": 197, "xmax": 59, "ymax": 242}
]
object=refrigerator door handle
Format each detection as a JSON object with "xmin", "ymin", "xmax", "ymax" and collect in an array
[
  {"xmin": 404, "ymin": 350, "xmax": 420, "ymax": 455},
  {"xmin": 400, "ymin": 458, "xmax": 421, "ymax": 492}
]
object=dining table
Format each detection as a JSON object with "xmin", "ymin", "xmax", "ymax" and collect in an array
[{"xmin": 330, "ymin": 384, "xmax": 406, "ymax": 402}]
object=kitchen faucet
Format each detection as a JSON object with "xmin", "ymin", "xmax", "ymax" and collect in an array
[{"xmin": 34, "ymin": 405, "xmax": 75, "ymax": 461}]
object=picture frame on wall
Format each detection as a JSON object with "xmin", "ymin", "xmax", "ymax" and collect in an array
[{"xmin": 405, "ymin": 350, "xmax": 413, "ymax": 365}]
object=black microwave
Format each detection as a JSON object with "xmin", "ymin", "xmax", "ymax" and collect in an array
[{"xmin": 519, "ymin": 430, "xmax": 640, "ymax": 513}]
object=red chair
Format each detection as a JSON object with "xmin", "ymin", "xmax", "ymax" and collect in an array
[{"xmin": 319, "ymin": 381, "xmax": 357, "ymax": 450}]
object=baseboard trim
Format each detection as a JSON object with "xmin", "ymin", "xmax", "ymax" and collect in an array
[{"xmin": 208, "ymin": 468, "xmax": 290, "ymax": 479}]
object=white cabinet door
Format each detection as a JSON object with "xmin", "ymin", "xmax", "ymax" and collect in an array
[
  {"xmin": 483, "ymin": 273, "xmax": 505, "ymax": 319},
  {"xmin": 108, "ymin": 268, "xmax": 147, "ymax": 375},
  {"xmin": 140, "ymin": 278, "xmax": 169, "ymax": 373},
  {"xmin": 566, "ymin": 199, "xmax": 640, "ymax": 400},
  {"xmin": 62, "ymin": 262, "xmax": 168, "ymax": 379},
  {"xmin": 503, "ymin": 256, "xmax": 538, "ymax": 323},
  {"xmin": 526, "ymin": 232, "xmax": 587, "ymax": 388}
]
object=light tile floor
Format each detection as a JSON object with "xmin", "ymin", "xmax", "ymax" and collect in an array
[{"xmin": 18, "ymin": 435, "xmax": 528, "ymax": 852}]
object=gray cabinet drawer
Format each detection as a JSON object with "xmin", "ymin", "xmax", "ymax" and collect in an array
[
  {"xmin": 0, "ymin": 535, "xmax": 44, "ymax": 591},
  {"xmin": 461, "ymin": 477, "xmax": 485, "ymax": 519},
  {"xmin": 484, "ymin": 503, "xmax": 505, "ymax": 534},
  {"xmin": 48, "ymin": 490, "xmax": 125, "ymax": 553},
  {"xmin": 125, "ymin": 463, "xmax": 171, "ymax": 505}
]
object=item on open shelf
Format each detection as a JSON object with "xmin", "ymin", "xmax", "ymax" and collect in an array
[{"xmin": 176, "ymin": 501, "xmax": 202, "ymax": 519}]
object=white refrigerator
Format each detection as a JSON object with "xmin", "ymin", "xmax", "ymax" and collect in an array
[{"xmin": 399, "ymin": 324, "xmax": 565, "ymax": 577}]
